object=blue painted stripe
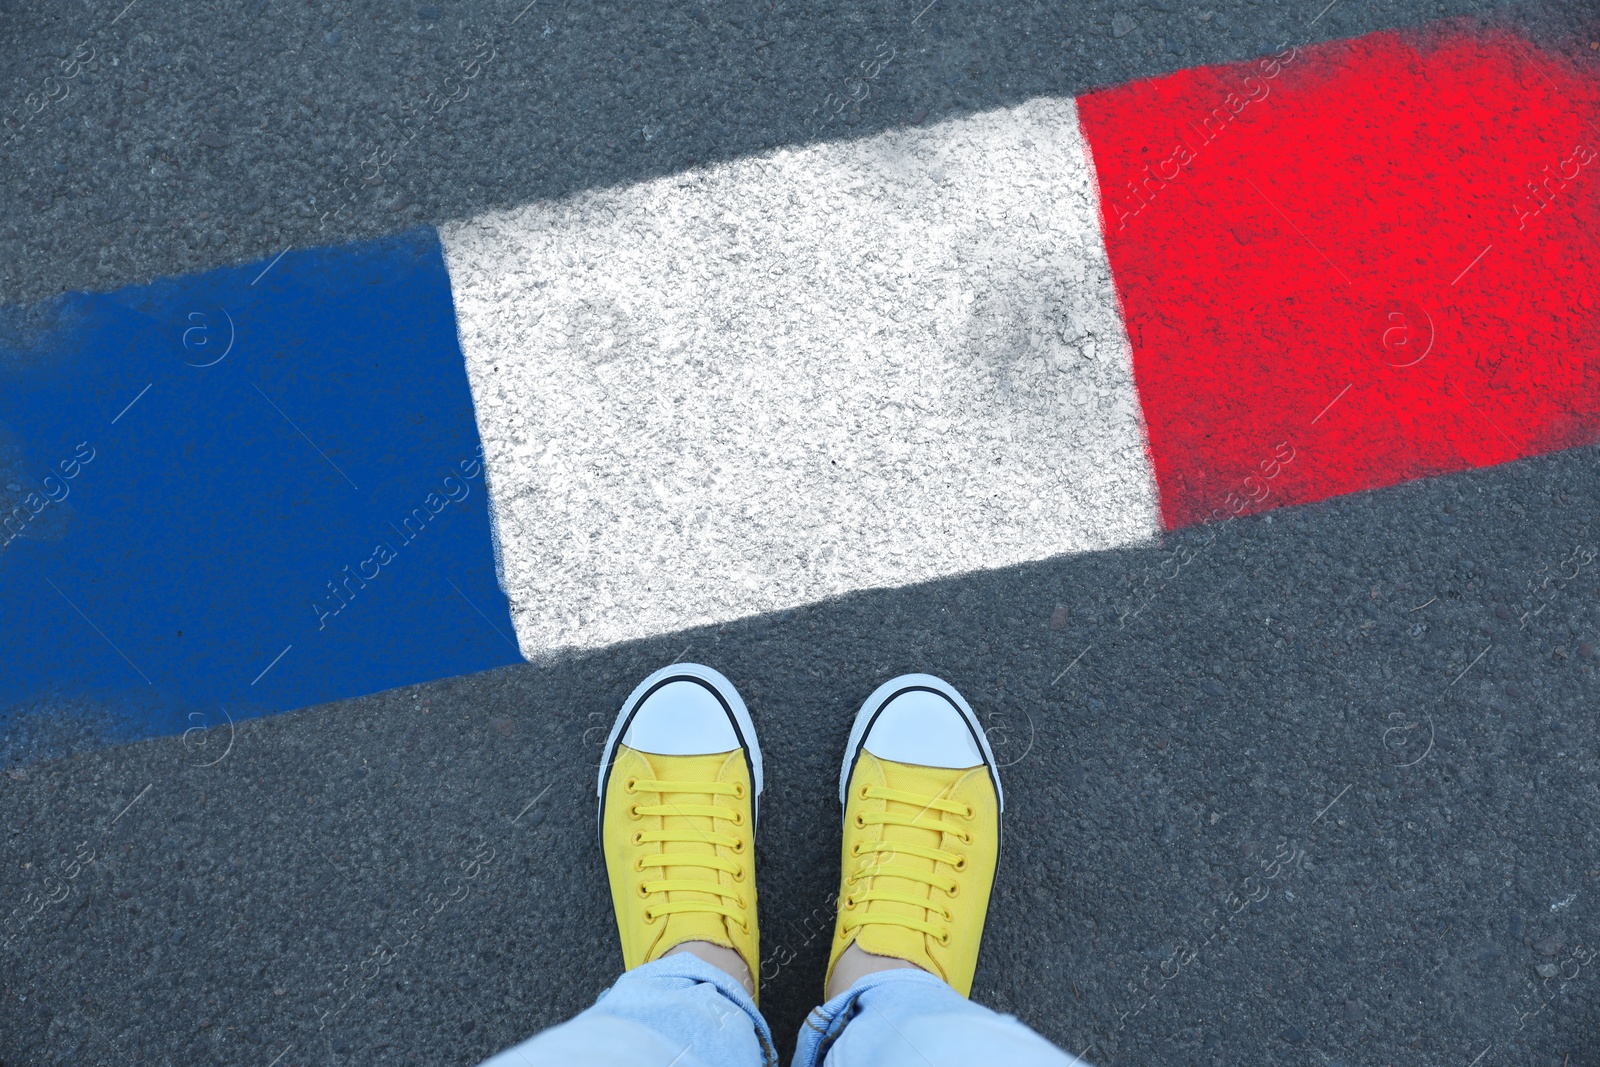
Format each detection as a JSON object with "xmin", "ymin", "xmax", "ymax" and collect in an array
[{"xmin": 0, "ymin": 228, "xmax": 521, "ymax": 763}]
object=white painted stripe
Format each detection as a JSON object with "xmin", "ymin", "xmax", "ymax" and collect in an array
[{"xmin": 440, "ymin": 95, "xmax": 1160, "ymax": 658}]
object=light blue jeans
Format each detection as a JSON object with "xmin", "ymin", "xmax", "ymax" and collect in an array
[{"xmin": 479, "ymin": 953, "xmax": 1089, "ymax": 1067}]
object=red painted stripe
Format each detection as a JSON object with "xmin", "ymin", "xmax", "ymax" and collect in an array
[{"xmin": 1078, "ymin": 21, "xmax": 1600, "ymax": 530}]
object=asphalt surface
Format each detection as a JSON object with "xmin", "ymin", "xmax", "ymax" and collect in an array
[{"xmin": 4, "ymin": 0, "xmax": 1600, "ymax": 1065}]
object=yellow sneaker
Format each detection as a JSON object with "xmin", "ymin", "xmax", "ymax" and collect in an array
[
  {"xmin": 597, "ymin": 663, "xmax": 763, "ymax": 1001},
  {"xmin": 825, "ymin": 674, "xmax": 1003, "ymax": 999}
]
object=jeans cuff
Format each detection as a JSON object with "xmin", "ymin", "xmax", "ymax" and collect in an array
[
  {"xmin": 794, "ymin": 967, "xmax": 956, "ymax": 1067},
  {"xmin": 608, "ymin": 952, "xmax": 777, "ymax": 1062}
]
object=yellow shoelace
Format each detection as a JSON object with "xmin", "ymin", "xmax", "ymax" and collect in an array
[
  {"xmin": 841, "ymin": 784, "xmax": 973, "ymax": 945},
  {"xmin": 626, "ymin": 776, "xmax": 749, "ymax": 929}
]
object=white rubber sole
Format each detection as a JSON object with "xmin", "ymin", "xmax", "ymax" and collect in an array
[{"xmin": 837, "ymin": 673, "xmax": 1004, "ymax": 811}]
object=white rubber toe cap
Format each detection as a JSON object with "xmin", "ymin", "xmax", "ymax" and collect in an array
[
  {"xmin": 862, "ymin": 689, "xmax": 984, "ymax": 768},
  {"xmin": 597, "ymin": 663, "xmax": 764, "ymax": 814},
  {"xmin": 621, "ymin": 679, "xmax": 740, "ymax": 755},
  {"xmin": 840, "ymin": 673, "xmax": 1003, "ymax": 810}
]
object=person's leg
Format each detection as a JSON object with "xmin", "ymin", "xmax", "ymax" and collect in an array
[
  {"xmin": 792, "ymin": 674, "xmax": 1091, "ymax": 1067},
  {"xmin": 478, "ymin": 663, "xmax": 776, "ymax": 1067}
]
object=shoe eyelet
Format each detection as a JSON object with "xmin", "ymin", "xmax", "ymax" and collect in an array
[
  {"xmin": 733, "ymin": 783, "xmax": 746, "ymax": 799},
  {"xmin": 733, "ymin": 866, "xmax": 746, "ymax": 882},
  {"xmin": 736, "ymin": 895, "xmax": 747, "ymax": 910},
  {"xmin": 843, "ymin": 895, "xmax": 857, "ymax": 910},
  {"xmin": 937, "ymin": 932, "xmax": 951, "ymax": 947},
  {"xmin": 941, "ymin": 908, "xmax": 953, "ymax": 922},
  {"xmin": 853, "ymin": 814, "xmax": 866, "ymax": 830},
  {"xmin": 633, "ymin": 857, "xmax": 645, "ymax": 872},
  {"xmin": 627, "ymin": 804, "xmax": 642, "ymax": 820},
  {"xmin": 631, "ymin": 830, "xmax": 645, "ymax": 846},
  {"xmin": 731, "ymin": 838, "xmax": 746, "ymax": 855},
  {"xmin": 739, "ymin": 920, "xmax": 751, "ymax": 932},
  {"xmin": 643, "ymin": 908, "xmax": 660, "ymax": 924},
  {"xmin": 731, "ymin": 811, "xmax": 744, "ymax": 827},
  {"xmin": 849, "ymin": 841, "xmax": 862, "ymax": 857},
  {"xmin": 945, "ymin": 882, "xmax": 960, "ymax": 898},
  {"xmin": 952, "ymin": 856, "xmax": 968, "ymax": 872},
  {"xmin": 624, "ymin": 777, "xmax": 638, "ymax": 794},
  {"xmin": 857, "ymin": 784, "xmax": 870, "ymax": 800},
  {"xmin": 636, "ymin": 881, "xmax": 650, "ymax": 899},
  {"xmin": 959, "ymin": 831, "xmax": 972, "ymax": 844},
  {"xmin": 963, "ymin": 804, "xmax": 975, "ymax": 820}
]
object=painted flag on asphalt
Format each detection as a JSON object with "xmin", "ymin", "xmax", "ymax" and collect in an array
[{"xmin": 2, "ymin": 16, "xmax": 1595, "ymax": 755}]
